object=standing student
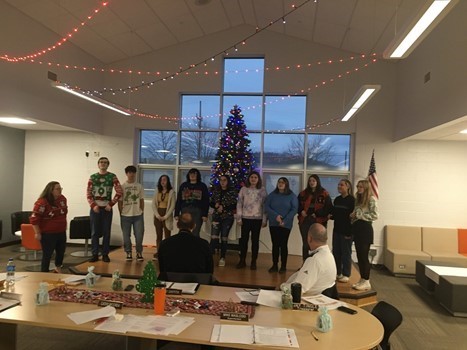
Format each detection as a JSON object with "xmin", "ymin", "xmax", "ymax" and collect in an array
[
  {"xmin": 350, "ymin": 179, "xmax": 378, "ymax": 291},
  {"xmin": 209, "ymin": 175, "xmax": 237, "ymax": 267},
  {"xmin": 86, "ymin": 157, "xmax": 123, "ymax": 263},
  {"xmin": 297, "ymin": 174, "xmax": 332, "ymax": 261},
  {"xmin": 30, "ymin": 181, "xmax": 68, "ymax": 273},
  {"xmin": 174, "ymin": 168, "xmax": 209, "ymax": 237},
  {"xmin": 118, "ymin": 165, "xmax": 145, "ymax": 262},
  {"xmin": 152, "ymin": 175, "xmax": 176, "ymax": 260},
  {"xmin": 265, "ymin": 177, "xmax": 298, "ymax": 273},
  {"xmin": 329, "ymin": 179, "xmax": 354, "ymax": 283},
  {"xmin": 236, "ymin": 171, "xmax": 267, "ymax": 270}
]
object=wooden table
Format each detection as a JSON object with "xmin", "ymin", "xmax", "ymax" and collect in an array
[{"xmin": 0, "ymin": 272, "xmax": 383, "ymax": 350}]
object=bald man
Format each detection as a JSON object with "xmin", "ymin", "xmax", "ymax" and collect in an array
[{"xmin": 281, "ymin": 223, "xmax": 337, "ymax": 295}]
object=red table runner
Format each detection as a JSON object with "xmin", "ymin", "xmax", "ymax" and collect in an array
[{"xmin": 49, "ymin": 287, "xmax": 255, "ymax": 317}]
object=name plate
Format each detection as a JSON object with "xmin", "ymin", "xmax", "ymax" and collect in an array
[
  {"xmin": 98, "ymin": 299, "xmax": 123, "ymax": 309},
  {"xmin": 292, "ymin": 303, "xmax": 319, "ymax": 311},
  {"xmin": 220, "ymin": 312, "xmax": 249, "ymax": 322},
  {"xmin": 166, "ymin": 288, "xmax": 182, "ymax": 295}
]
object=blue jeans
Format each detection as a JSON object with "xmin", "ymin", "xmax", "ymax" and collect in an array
[
  {"xmin": 90, "ymin": 207, "xmax": 113, "ymax": 256},
  {"xmin": 210, "ymin": 217, "xmax": 234, "ymax": 258},
  {"xmin": 121, "ymin": 214, "xmax": 144, "ymax": 254},
  {"xmin": 332, "ymin": 232, "xmax": 353, "ymax": 277}
]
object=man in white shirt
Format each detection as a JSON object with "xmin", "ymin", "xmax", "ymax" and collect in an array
[
  {"xmin": 118, "ymin": 165, "xmax": 145, "ymax": 262},
  {"xmin": 282, "ymin": 223, "xmax": 337, "ymax": 295}
]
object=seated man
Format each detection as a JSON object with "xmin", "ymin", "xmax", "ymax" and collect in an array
[
  {"xmin": 158, "ymin": 212, "xmax": 214, "ymax": 278},
  {"xmin": 281, "ymin": 223, "xmax": 337, "ymax": 295}
]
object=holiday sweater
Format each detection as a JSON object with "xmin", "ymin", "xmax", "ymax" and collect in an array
[
  {"xmin": 330, "ymin": 195, "xmax": 355, "ymax": 235},
  {"xmin": 209, "ymin": 187, "xmax": 238, "ymax": 221},
  {"xmin": 30, "ymin": 195, "xmax": 68, "ymax": 233},
  {"xmin": 236, "ymin": 186, "xmax": 267, "ymax": 223},
  {"xmin": 174, "ymin": 181, "xmax": 210, "ymax": 217},
  {"xmin": 86, "ymin": 171, "xmax": 123, "ymax": 208},
  {"xmin": 297, "ymin": 188, "xmax": 332, "ymax": 225}
]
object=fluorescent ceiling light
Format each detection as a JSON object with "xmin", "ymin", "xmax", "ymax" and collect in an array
[
  {"xmin": 384, "ymin": 0, "xmax": 457, "ymax": 59},
  {"xmin": 0, "ymin": 117, "xmax": 36, "ymax": 125},
  {"xmin": 341, "ymin": 85, "xmax": 381, "ymax": 122},
  {"xmin": 460, "ymin": 129, "xmax": 467, "ymax": 134},
  {"xmin": 156, "ymin": 150, "xmax": 170, "ymax": 153},
  {"xmin": 54, "ymin": 83, "xmax": 131, "ymax": 116}
]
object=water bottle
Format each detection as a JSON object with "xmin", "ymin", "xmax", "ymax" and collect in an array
[{"xmin": 6, "ymin": 258, "xmax": 16, "ymax": 289}]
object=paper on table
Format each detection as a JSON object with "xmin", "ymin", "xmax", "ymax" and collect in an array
[
  {"xmin": 129, "ymin": 315, "xmax": 195, "ymax": 335},
  {"xmin": 235, "ymin": 291, "xmax": 259, "ymax": 303},
  {"xmin": 94, "ymin": 314, "xmax": 133, "ymax": 334},
  {"xmin": 301, "ymin": 294, "xmax": 343, "ymax": 310},
  {"xmin": 210, "ymin": 325, "xmax": 299, "ymax": 347},
  {"xmin": 256, "ymin": 289, "xmax": 282, "ymax": 308},
  {"xmin": 67, "ymin": 305, "xmax": 117, "ymax": 325},
  {"xmin": 0, "ymin": 273, "xmax": 27, "ymax": 282}
]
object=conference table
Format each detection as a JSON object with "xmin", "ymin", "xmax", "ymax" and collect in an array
[{"xmin": 0, "ymin": 272, "xmax": 383, "ymax": 349}]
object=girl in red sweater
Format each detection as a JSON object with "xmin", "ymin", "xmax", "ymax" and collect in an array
[{"xmin": 30, "ymin": 181, "xmax": 68, "ymax": 273}]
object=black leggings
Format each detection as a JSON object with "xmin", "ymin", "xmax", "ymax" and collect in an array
[
  {"xmin": 239, "ymin": 218, "xmax": 262, "ymax": 262},
  {"xmin": 352, "ymin": 220, "xmax": 373, "ymax": 280},
  {"xmin": 269, "ymin": 226, "xmax": 291, "ymax": 268}
]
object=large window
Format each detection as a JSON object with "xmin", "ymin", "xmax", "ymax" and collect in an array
[{"xmin": 138, "ymin": 57, "xmax": 351, "ymax": 197}]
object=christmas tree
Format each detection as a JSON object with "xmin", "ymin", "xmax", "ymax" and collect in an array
[{"xmin": 211, "ymin": 105, "xmax": 256, "ymax": 190}]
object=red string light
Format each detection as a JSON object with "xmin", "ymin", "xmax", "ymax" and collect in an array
[{"xmin": 0, "ymin": 2, "xmax": 109, "ymax": 62}]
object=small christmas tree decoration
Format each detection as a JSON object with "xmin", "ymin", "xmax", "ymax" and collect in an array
[
  {"xmin": 136, "ymin": 261, "xmax": 159, "ymax": 302},
  {"xmin": 210, "ymin": 105, "xmax": 256, "ymax": 190}
]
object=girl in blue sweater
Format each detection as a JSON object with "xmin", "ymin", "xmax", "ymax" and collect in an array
[{"xmin": 265, "ymin": 177, "xmax": 298, "ymax": 273}]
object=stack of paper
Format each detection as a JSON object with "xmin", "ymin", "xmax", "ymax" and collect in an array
[
  {"xmin": 94, "ymin": 314, "xmax": 195, "ymax": 335},
  {"xmin": 210, "ymin": 324, "xmax": 299, "ymax": 348},
  {"xmin": 301, "ymin": 294, "xmax": 343, "ymax": 310}
]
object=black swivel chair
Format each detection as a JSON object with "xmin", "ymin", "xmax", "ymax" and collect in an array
[
  {"xmin": 69, "ymin": 216, "xmax": 93, "ymax": 257},
  {"xmin": 322, "ymin": 283, "xmax": 339, "ymax": 299},
  {"xmin": 371, "ymin": 301, "xmax": 403, "ymax": 350}
]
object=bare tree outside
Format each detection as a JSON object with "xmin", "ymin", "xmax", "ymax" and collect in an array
[
  {"xmin": 140, "ymin": 130, "xmax": 177, "ymax": 164},
  {"xmin": 286, "ymin": 134, "xmax": 336, "ymax": 168}
]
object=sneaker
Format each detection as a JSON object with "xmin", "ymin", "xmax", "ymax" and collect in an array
[
  {"xmin": 279, "ymin": 266, "xmax": 287, "ymax": 274},
  {"xmin": 268, "ymin": 265, "xmax": 278, "ymax": 273},
  {"xmin": 250, "ymin": 262, "xmax": 257, "ymax": 270},
  {"xmin": 337, "ymin": 274, "xmax": 344, "ymax": 279},
  {"xmin": 89, "ymin": 255, "xmax": 99, "ymax": 262},
  {"xmin": 352, "ymin": 279, "xmax": 364, "ymax": 288},
  {"xmin": 218, "ymin": 258, "xmax": 226, "ymax": 267},
  {"xmin": 338, "ymin": 275, "xmax": 350, "ymax": 283},
  {"xmin": 136, "ymin": 253, "xmax": 144, "ymax": 262},
  {"xmin": 353, "ymin": 279, "xmax": 371, "ymax": 291},
  {"xmin": 102, "ymin": 255, "xmax": 110, "ymax": 263},
  {"xmin": 126, "ymin": 253, "xmax": 132, "ymax": 261}
]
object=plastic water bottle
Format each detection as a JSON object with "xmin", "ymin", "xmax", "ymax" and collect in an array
[{"xmin": 6, "ymin": 258, "xmax": 16, "ymax": 289}]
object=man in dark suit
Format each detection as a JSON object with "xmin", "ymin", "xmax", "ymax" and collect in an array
[{"xmin": 158, "ymin": 212, "xmax": 213, "ymax": 277}]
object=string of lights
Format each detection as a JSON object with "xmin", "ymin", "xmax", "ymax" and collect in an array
[
  {"xmin": 8, "ymin": 53, "xmax": 374, "ymax": 79},
  {"xmin": 0, "ymin": 2, "xmax": 109, "ymax": 62},
  {"xmin": 88, "ymin": 0, "xmax": 315, "ymax": 95},
  {"xmin": 126, "ymin": 57, "xmax": 378, "ymax": 127}
]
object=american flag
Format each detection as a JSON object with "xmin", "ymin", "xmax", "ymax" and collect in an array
[{"xmin": 368, "ymin": 150, "xmax": 379, "ymax": 199}]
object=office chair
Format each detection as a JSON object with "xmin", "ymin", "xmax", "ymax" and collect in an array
[
  {"xmin": 10, "ymin": 211, "xmax": 33, "ymax": 252},
  {"xmin": 20, "ymin": 224, "xmax": 50, "ymax": 271},
  {"xmin": 69, "ymin": 216, "xmax": 93, "ymax": 257},
  {"xmin": 371, "ymin": 301, "xmax": 403, "ymax": 350},
  {"xmin": 322, "ymin": 283, "xmax": 339, "ymax": 299}
]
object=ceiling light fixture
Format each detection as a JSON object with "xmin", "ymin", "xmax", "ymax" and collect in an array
[
  {"xmin": 53, "ymin": 82, "xmax": 131, "ymax": 116},
  {"xmin": 384, "ymin": 0, "xmax": 457, "ymax": 59},
  {"xmin": 460, "ymin": 129, "xmax": 467, "ymax": 134},
  {"xmin": 0, "ymin": 117, "xmax": 36, "ymax": 125},
  {"xmin": 341, "ymin": 85, "xmax": 381, "ymax": 122}
]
